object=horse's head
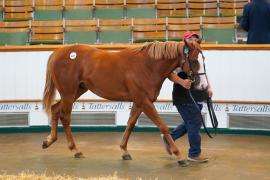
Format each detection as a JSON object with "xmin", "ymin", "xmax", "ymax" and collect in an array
[
  {"xmin": 180, "ymin": 37, "xmax": 202, "ymax": 75},
  {"xmin": 180, "ymin": 37, "xmax": 208, "ymax": 90}
]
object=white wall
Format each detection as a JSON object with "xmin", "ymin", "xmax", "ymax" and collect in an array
[
  {"xmin": 0, "ymin": 51, "xmax": 49, "ymax": 100},
  {"xmin": 204, "ymin": 50, "xmax": 270, "ymax": 102},
  {"xmin": 0, "ymin": 49, "xmax": 270, "ymax": 129},
  {"xmin": 1, "ymin": 50, "xmax": 269, "ymax": 102}
]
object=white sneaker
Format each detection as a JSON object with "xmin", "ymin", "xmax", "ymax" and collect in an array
[{"xmin": 188, "ymin": 155, "xmax": 209, "ymax": 163}]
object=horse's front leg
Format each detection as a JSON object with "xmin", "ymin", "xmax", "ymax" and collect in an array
[
  {"xmin": 60, "ymin": 100, "xmax": 84, "ymax": 158},
  {"xmin": 120, "ymin": 104, "xmax": 142, "ymax": 160},
  {"xmin": 42, "ymin": 101, "xmax": 61, "ymax": 149},
  {"xmin": 140, "ymin": 100, "xmax": 188, "ymax": 166}
]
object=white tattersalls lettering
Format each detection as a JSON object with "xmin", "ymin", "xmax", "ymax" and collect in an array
[
  {"xmin": 88, "ymin": 102, "xmax": 125, "ymax": 110},
  {"xmin": 154, "ymin": 103, "xmax": 174, "ymax": 111},
  {"xmin": 232, "ymin": 105, "xmax": 270, "ymax": 113},
  {"xmin": 0, "ymin": 103, "xmax": 31, "ymax": 111},
  {"xmin": 212, "ymin": 104, "xmax": 222, "ymax": 111}
]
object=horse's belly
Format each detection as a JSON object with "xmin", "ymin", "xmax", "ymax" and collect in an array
[
  {"xmin": 92, "ymin": 89, "xmax": 132, "ymax": 101},
  {"xmin": 85, "ymin": 81, "xmax": 132, "ymax": 101}
]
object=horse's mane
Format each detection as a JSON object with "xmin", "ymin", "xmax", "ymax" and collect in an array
[{"xmin": 131, "ymin": 41, "xmax": 184, "ymax": 60}]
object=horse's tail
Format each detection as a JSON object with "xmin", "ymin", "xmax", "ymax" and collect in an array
[{"xmin": 42, "ymin": 54, "xmax": 56, "ymax": 118}]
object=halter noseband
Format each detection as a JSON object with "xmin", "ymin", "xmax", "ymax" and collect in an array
[{"xmin": 183, "ymin": 46, "xmax": 206, "ymax": 83}]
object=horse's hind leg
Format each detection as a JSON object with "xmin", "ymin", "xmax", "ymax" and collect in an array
[
  {"xmin": 60, "ymin": 85, "xmax": 87, "ymax": 158},
  {"xmin": 42, "ymin": 83, "xmax": 85, "ymax": 149},
  {"xmin": 42, "ymin": 101, "xmax": 61, "ymax": 149},
  {"xmin": 59, "ymin": 98, "xmax": 84, "ymax": 158},
  {"xmin": 120, "ymin": 104, "xmax": 142, "ymax": 160}
]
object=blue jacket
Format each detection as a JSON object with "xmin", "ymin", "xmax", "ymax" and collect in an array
[{"xmin": 240, "ymin": 0, "xmax": 270, "ymax": 44}]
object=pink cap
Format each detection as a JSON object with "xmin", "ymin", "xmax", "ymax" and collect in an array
[{"xmin": 183, "ymin": 31, "xmax": 199, "ymax": 39}]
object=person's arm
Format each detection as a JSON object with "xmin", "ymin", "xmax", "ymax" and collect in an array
[
  {"xmin": 206, "ymin": 78, "xmax": 213, "ymax": 98},
  {"xmin": 168, "ymin": 72, "xmax": 192, "ymax": 89},
  {"xmin": 240, "ymin": 4, "xmax": 250, "ymax": 31}
]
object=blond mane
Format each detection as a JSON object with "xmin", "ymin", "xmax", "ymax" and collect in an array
[{"xmin": 131, "ymin": 41, "xmax": 184, "ymax": 60}]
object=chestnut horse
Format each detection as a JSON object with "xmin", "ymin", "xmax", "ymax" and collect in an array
[{"xmin": 42, "ymin": 40, "xmax": 203, "ymax": 164}]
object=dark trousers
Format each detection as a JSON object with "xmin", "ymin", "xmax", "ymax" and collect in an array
[{"xmin": 171, "ymin": 103, "xmax": 203, "ymax": 158}]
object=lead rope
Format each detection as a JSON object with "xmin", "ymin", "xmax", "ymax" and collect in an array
[
  {"xmin": 186, "ymin": 50, "xmax": 218, "ymax": 138},
  {"xmin": 202, "ymin": 52, "xmax": 219, "ymax": 135},
  {"xmin": 207, "ymin": 97, "xmax": 219, "ymax": 135},
  {"xmin": 188, "ymin": 90, "xmax": 214, "ymax": 138}
]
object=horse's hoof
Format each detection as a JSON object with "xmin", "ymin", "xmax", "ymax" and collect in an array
[
  {"xmin": 42, "ymin": 141, "xmax": 49, "ymax": 149},
  {"xmin": 74, "ymin": 152, "xmax": 84, "ymax": 158},
  {"xmin": 178, "ymin": 160, "xmax": 189, "ymax": 167},
  {"xmin": 122, "ymin": 154, "xmax": 132, "ymax": 160}
]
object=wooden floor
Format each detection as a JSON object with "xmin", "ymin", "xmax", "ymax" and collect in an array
[{"xmin": 0, "ymin": 132, "xmax": 269, "ymax": 180}]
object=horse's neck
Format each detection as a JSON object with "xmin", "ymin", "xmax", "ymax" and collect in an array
[
  {"xmin": 154, "ymin": 58, "xmax": 179, "ymax": 79},
  {"xmin": 145, "ymin": 58, "xmax": 178, "ymax": 96}
]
